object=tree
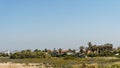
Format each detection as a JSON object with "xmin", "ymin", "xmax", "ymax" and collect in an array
[
  {"xmin": 80, "ymin": 46, "xmax": 84, "ymax": 53},
  {"xmin": 58, "ymin": 48, "xmax": 62, "ymax": 56},
  {"xmin": 88, "ymin": 42, "xmax": 92, "ymax": 47},
  {"xmin": 68, "ymin": 48, "xmax": 72, "ymax": 52},
  {"xmin": 44, "ymin": 48, "xmax": 48, "ymax": 52},
  {"xmin": 34, "ymin": 49, "xmax": 41, "ymax": 52}
]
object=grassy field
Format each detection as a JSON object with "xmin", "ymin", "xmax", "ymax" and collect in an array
[{"xmin": 0, "ymin": 57, "xmax": 120, "ymax": 68}]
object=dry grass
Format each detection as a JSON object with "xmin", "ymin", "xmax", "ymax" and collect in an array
[
  {"xmin": 0, "ymin": 57, "xmax": 120, "ymax": 68},
  {"xmin": 72, "ymin": 62, "xmax": 120, "ymax": 68}
]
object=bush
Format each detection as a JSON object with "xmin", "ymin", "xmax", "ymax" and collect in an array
[{"xmin": 10, "ymin": 49, "xmax": 51, "ymax": 59}]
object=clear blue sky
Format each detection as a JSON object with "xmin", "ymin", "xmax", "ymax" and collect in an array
[{"xmin": 0, "ymin": 0, "xmax": 120, "ymax": 50}]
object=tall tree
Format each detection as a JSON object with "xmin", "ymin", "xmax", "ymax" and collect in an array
[
  {"xmin": 88, "ymin": 42, "xmax": 92, "ymax": 47},
  {"xmin": 59, "ymin": 48, "xmax": 62, "ymax": 55}
]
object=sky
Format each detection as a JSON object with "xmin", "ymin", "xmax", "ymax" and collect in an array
[{"xmin": 0, "ymin": 0, "xmax": 120, "ymax": 50}]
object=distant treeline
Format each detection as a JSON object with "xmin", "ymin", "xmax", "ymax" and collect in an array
[
  {"xmin": 1, "ymin": 42, "xmax": 120, "ymax": 59},
  {"xmin": 10, "ymin": 49, "xmax": 51, "ymax": 59}
]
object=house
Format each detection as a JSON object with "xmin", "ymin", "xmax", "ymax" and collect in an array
[{"xmin": 66, "ymin": 51, "xmax": 75, "ymax": 56}]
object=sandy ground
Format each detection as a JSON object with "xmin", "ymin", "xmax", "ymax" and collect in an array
[{"xmin": 0, "ymin": 62, "xmax": 42, "ymax": 68}]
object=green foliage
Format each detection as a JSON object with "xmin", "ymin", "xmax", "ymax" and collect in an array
[
  {"xmin": 88, "ymin": 52, "xmax": 97, "ymax": 57},
  {"xmin": 10, "ymin": 49, "xmax": 51, "ymax": 59},
  {"xmin": 87, "ymin": 51, "xmax": 114, "ymax": 57},
  {"xmin": 0, "ymin": 53, "xmax": 9, "ymax": 57}
]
